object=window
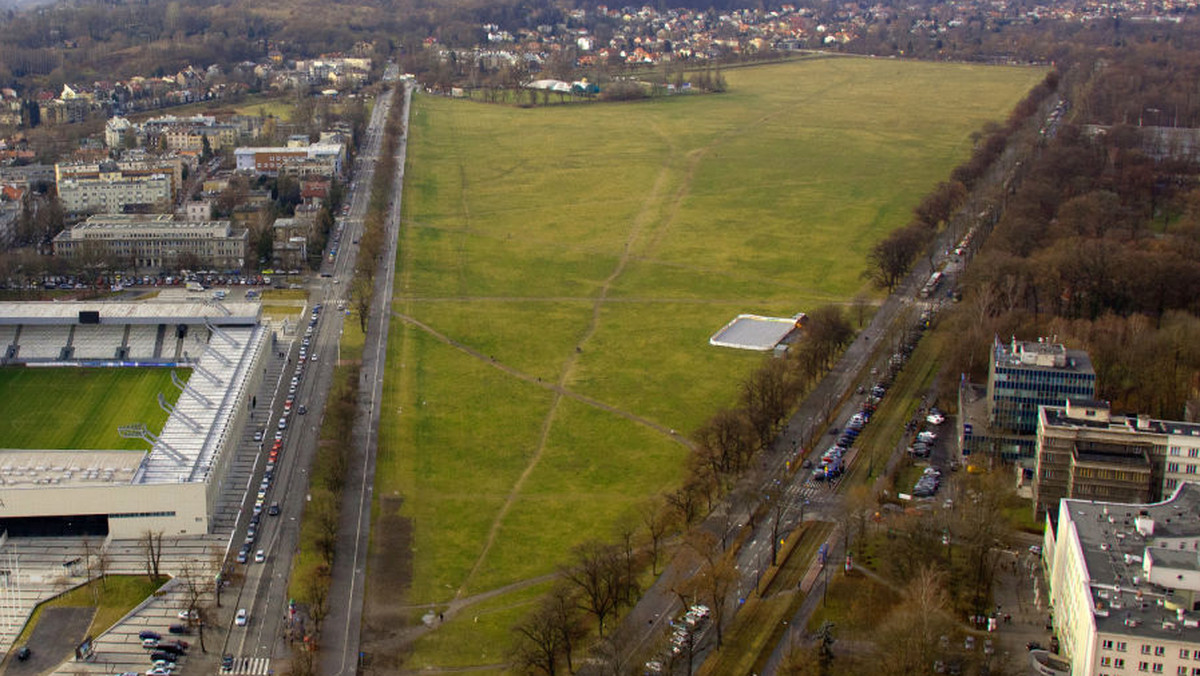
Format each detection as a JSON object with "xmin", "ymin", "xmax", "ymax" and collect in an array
[
  {"xmin": 1119, "ymin": 643, "xmax": 1128, "ymax": 652},
  {"xmin": 1154, "ymin": 665, "xmax": 1163, "ymax": 674},
  {"xmin": 1179, "ymin": 668, "xmax": 1189, "ymax": 676},
  {"xmin": 1157, "ymin": 647, "xmax": 1166, "ymax": 657},
  {"xmin": 1143, "ymin": 646, "xmax": 1153, "ymax": 655},
  {"xmin": 1104, "ymin": 640, "xmax": 1115, "ymax": 650},
  {"xmin": 1102, "ymin": 657, "xmax": 1112, "ymax": 667},
  {"xmin": 1115, "ymin": 658, "xmax": 1126, "ymax": 668},
  {"xmin": 1139, "ymin": 662, "xmax": 1148, "ymax": 673},
  {"xmin": 1183, "ymin": 649, "xmax": 1191, "ymax": 659}
]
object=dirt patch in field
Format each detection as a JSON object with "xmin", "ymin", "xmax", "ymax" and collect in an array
[{"xmin": 360, "ymin": 495, "xmax": 414, "ymax": 672}]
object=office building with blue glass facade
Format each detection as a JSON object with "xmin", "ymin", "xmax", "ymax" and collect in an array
[{"xmin": 988, "ymin": 338, "xmax": 1096, "ymax": 437}]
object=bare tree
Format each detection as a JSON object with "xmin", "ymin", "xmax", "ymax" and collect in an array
[
  {"xmin": 351, "ymin": 276, "xmax": 372, "ymax": 334},
  {"xmin": 143, "ymin": 530, "xmax": 164, "ymax": 580},
  {"xmin": 741, "ymin": 358, "xmax": 797, "ymax": 450},
  {"xmin": 179, "ymin": 561, "xmax": 213, "ymax": 653},
  {"xmin": 305, "ymin": 565, "xmax": 330, "ymax": 636},
  {"xmin": 641, "ymin": 497, "xmax": 674, "ymax": 576},
  {"xmin": 686, "ymin": 530, "xmax": 736, "ymax": 648},
  {"xmin": 873, "ymin": 566, "xmax": 955, "ymax": 676},
  {"xmin": 510, "ymin": 598, "xmax": 564, "ymax": 676},
  {"xmin": 561, "ymin": 542, "xmax": 628, "ymax": 637},
  {"xmin": 314, "ymin": 496, "xmax": 339, "ymax": 569}
]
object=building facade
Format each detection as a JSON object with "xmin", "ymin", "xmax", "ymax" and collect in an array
[
  {"xmin": 56, "ymin": 155, "xmax": 187, "ymax": 212},
  {"xmin": 57, "ymin": 171, "xmax": 172, "ymax": 214},
  {"xmin": 989, "ymin": 338, "xmax": 1097, "ymax": 436},
  {"xmin": 53, "ymin": 214, "xmax": 247, "ymax": 272},
  {"xmin": 234, "ymin": 142, "xmax": 345, "ymax": 176},
  {"xmin": 1034, "ymin": 400, "xmax": 1200, "ymax": 519},
  {"xmin": 1044, "ymin": 483, "xmax": 1200, "ymax": 676}
]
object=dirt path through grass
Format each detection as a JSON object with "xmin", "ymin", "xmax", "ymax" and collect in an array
[{"xmin": 455, "ymin": 144, "xmax": 681, "ymax": 597}]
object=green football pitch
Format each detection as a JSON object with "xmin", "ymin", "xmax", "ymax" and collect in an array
[{"xmin": 0, "ymin": 367, "xmax": 182, "ymax": 450}]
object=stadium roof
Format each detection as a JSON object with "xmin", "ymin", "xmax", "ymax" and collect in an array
[
  {"xmin": 0, "ymin": 450, "xmax": 143, "ymax": 488},
  {"xmin": 0, "ymin": 301, "xmax": 260, "ymax": 325}
]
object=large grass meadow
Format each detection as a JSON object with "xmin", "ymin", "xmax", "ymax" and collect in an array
[
  {"xmin": 0, "ymin": 367, "xmax": 179, "ymax": 450},
  {"xmin": 368, "ymin": 56, "xmax": 1045, "ymax": 668}
]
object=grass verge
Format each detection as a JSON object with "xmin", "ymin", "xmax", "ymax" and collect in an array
[
  {"xmin": 698, "ymin": 521, "xmax": 832, "ymax": 675},
  {"xmin": 11, "ymin": 575, "xmax": 167, "ymax": 648}
]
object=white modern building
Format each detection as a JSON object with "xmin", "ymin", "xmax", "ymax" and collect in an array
[
  {"xmin": 56, "ymin": 172, "xmax": 172, "ymax": 214},
  {"xmin": 1044, "ymin": 482, "xmax": 1200, "ymax": 676},
  {"xmin": 0, "ymin": 300, "xmax": 269, "ymax": 537},
  {"xmin": 234, "ymin": 142, "xmax": 345, "ymax": 176}
]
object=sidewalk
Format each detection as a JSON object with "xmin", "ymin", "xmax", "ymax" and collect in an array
[{"xmin": 986, "ymin": 545, "xmax": 1050, "ymax": 673}]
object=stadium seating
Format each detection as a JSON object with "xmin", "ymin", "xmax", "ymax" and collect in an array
[
  {"xmin": 139, "ymin": 323, "xmax": 267, "ymax": 485},
  {"xmin": 126, "ymin": 325, "xmax": 159, "ymax": 359},
  {"xmin": 16, "ymin": 325, "xmax": 70, "ymax": 360},
  {"xmin": 0, "ymin": 325, "xmax": 16, "ymax": 353},
  {"xmin": 71, "ymin": 325, "xmax": 127, "ymax": 360}
]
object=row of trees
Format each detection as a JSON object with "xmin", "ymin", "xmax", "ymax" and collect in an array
[
  {"xmin": 507, "ymin": 306, "xmax": 856, "ymax": 672},
  {"xmin": 865, "ymin": 71, "xmax": 1060, "ymax": 293},
  {"xmin": 289, "ymin": 84, "xmax": 405, "ymax": 673},
  {"xmin": 933, "ymin": 40, "xmax": 1200, "ymax": 418}
]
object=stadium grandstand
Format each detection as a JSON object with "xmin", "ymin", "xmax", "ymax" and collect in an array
[{"xmin": 0, "ymin": 300, "xmax": 270, "ymax": 538}]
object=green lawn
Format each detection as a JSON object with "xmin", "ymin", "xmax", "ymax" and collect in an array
[
  {"xmin": 10, "ymin": 575, "xmax": 167, "ymax": 650},
  {"xmin": 371, "ymin": 56, "xmax": 1046, "ymax": 668},
  {"xmin": 0, "ymin": 368, "xmax": 182, "ymax": 450}
]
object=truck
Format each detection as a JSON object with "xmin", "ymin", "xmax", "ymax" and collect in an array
[{"xmin": 186, "ymin": 281, "xmax": 204, "ymax": 292}]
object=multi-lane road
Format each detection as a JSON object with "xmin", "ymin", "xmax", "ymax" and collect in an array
[
  {"xmin": 320, "ymin": 68, "xmax": 412, "ymax": 676},
  {"xmin": 219, "ymin": 66, "xmax": 408, "ymax": 675}
]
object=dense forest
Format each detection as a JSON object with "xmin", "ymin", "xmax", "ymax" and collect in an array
[{"xmin": 930, "ymin": 33, "xmax": 1200, "ymax": 419}]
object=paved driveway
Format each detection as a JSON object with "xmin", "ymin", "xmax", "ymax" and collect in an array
[{"xmin": 3, "ymin": 607, "xmax": 93, "ymax": 676}]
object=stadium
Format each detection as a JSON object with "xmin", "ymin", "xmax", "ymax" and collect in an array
[{"xmin": 0, "ymin": 299, "xmax": 269, "ymax": 538}]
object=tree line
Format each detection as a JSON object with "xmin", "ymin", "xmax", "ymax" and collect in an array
[
  {"xmin": 865, "ymin": 71, "xmax": 1059, "ymax": 293},
  {"xmin": 288, "ymin": 84, "xmax": 404, "ymax": 672},
  {"xmin": 508, "ymin": 305, "xmax": 855, "ymax": 672},
  {"xmin": 933, "ymin": 40, "xmax": 1200, "ymax": 419}
]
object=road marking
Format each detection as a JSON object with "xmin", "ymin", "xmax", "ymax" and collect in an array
[{"xmin": 227, "ymin": 656, "xmax": 271, "ymax": 675}]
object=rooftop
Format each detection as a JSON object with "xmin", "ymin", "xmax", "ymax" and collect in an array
[
  {"xmin": 992, "ymin": 338, "xmax": 1094, "ymax": 375},
  {"xmin": 0, "ymin": 300, "xmax": 260, "ymax": 326},
  {"xmin": 709, "ymin": 314, "xmax": 802, "ymax": 351},
  {"xmin": 1062, "ymin": 482, "xmax": 1200, "ymax": 642},
  {"xmin": 0, "ymin": 450, "xmax": 143, "ymax": 488},
  {"xmin": 1043, "ymin": 404, "xmax": 1200, "ymax": 440}
]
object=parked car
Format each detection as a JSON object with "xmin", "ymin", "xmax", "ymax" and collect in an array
[
  {"xmin": 139, "ymin": 630, "xmax": 162, "ymax": 641},
  {"xmin": 167, "ymin": 624, "xmax": 189, "ymax": 634},
  {"xmin": 236, "ymin": 608, "xmax": 248, "ymax": 626},
  {"xmin": 16, "ymin": 646, "xmax": 31, "ymax": 661}
]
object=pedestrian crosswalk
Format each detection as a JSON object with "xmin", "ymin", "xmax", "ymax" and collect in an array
[{"xmin": 224, "ymin": 657, "xmax": 271, "ymax": 675}]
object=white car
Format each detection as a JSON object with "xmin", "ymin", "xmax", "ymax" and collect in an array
[
  {"xmin": 236, "ymin": 608, "xmax": 248, "ymax": 626},
  {"xmin": 255, "ymin": 550, "xmax": 265, "ymax": 563}
]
